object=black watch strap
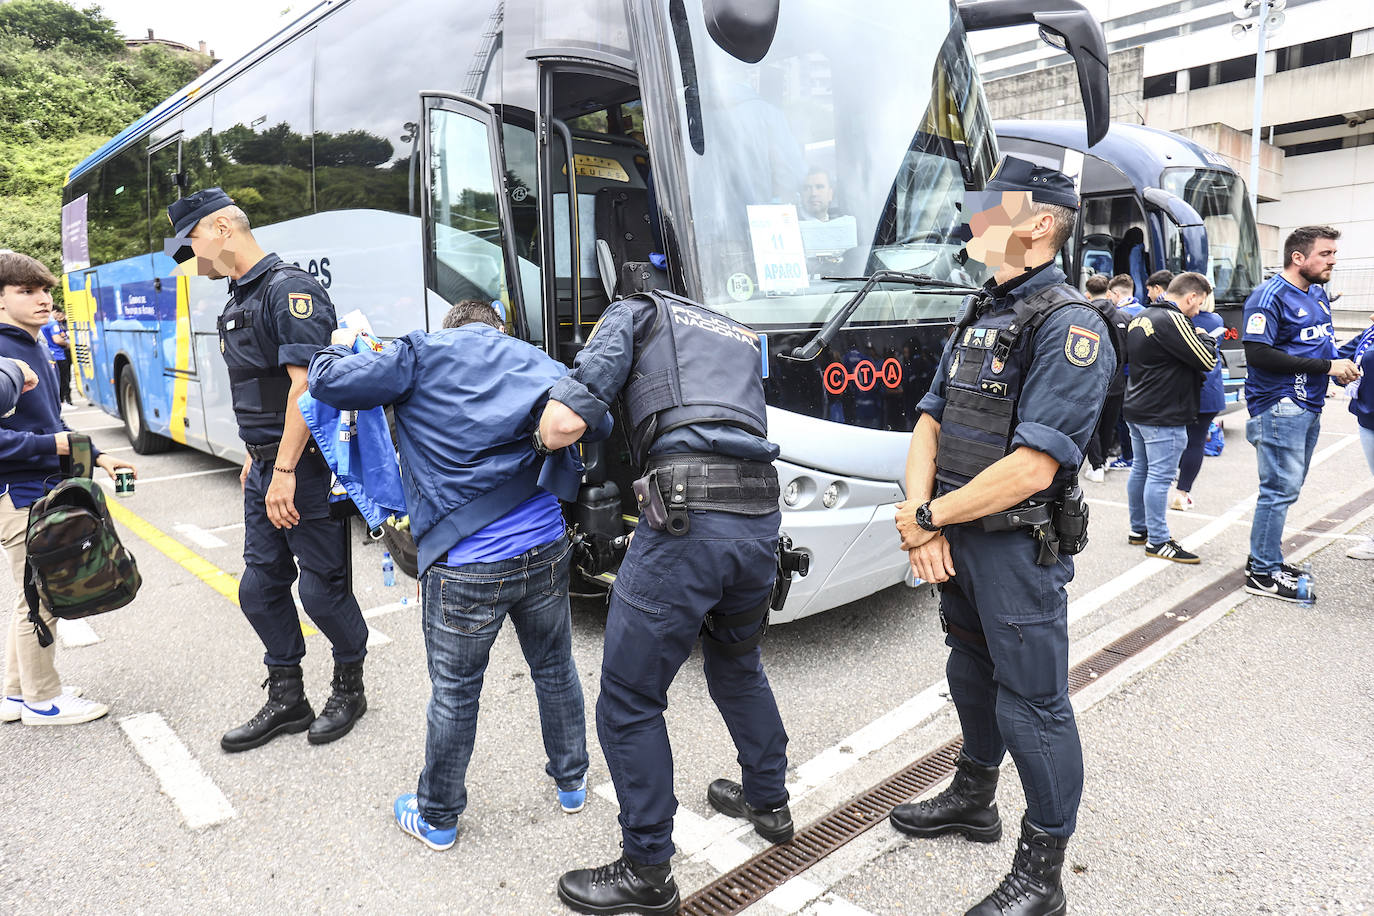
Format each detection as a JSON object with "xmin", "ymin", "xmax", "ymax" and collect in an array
[
  {"xmin": 532, "ymin": 427, "xmax": 552, "ymax": 456},
  {"xmin": 916, "ymin": 500, "xmax": 940, "ymax": 532}
]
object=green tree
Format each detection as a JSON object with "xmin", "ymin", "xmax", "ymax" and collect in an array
[{"xmin": 0, "ymin": 0, "xmax": 123, "ymax": 54}]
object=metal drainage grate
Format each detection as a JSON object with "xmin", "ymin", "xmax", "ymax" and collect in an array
[{"xmin": 680, "ymin": 487, "xmax": 1374, "ymax": 916}]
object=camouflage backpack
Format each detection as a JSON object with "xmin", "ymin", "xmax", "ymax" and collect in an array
[{"xmin": 23, "ymin": 437, "xmax": 141, "ymax": 648}]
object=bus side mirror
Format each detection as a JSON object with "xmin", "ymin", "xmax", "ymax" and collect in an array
[
  {"xmin": 959, "ymin": 0, "xmax": 1109, "ymax": 147},
  {"xmin": 1142, "ymin": 187, "xmax": 1204, "ymax": 228},
  {"xmin": 703, "ymin": 0, "xmax": 780, "ymax": 64}
]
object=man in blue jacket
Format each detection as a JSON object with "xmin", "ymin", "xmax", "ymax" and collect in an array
[
  {"xmin": 308, "ymin": 300, "xmax": 611, "ymax": 851},
  {"xmin": 0, "ymin": 252, "xmax": 136, "ymax": 726},
  {"xmin": 1339, "ymin": 317, "xmax": 1374, "ymax": 561}
]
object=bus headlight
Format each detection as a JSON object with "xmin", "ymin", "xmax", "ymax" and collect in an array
[{"xmin": 822, "ymin": 482, "xmax": 843, "ymax": 509}]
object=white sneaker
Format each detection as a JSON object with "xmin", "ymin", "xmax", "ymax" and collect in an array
[
  {"xmin": 1082, "ymin": 466, "xmax": 1105, "ymax": 483},
  {"xmin": 1347, "ymin": 536, "xmax": 1374, "ymax": 560},
  {"xmin": 1168, "ymin": 490, "xmax": 1194, "ymax": 511},
  {"xmin": 0, "ymin": 685, "xmax": 83, "ymax": 722},
  {"xmin": 21, "ymin": 693, "xmax": 107, "ymax": 726}
]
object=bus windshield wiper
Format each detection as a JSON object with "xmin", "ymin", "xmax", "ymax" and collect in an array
[{"xmin": 785, "ymin": 270, "xmax": 980, "ymax": 361}]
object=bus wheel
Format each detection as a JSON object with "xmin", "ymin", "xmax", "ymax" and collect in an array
[{"xmin": 119, "ymin": 368, "xmax": 174, "ymax": 454}]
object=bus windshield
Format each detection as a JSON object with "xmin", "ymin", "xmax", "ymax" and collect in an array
[
  {"xmin": 1160, "ymin": 167, "xmax": 1262, "ymax": 304},
  {"xmin": 665, "ymin": 0, "xmax": 996, "ymax": 326}
]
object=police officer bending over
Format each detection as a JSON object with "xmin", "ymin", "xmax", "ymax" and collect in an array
[
  {"xmin": 540, "ymin": 291, "xmax": 792, "ymax": 916},
  {"xmin": 890, "ymin": 158, "xmax": 1114, "ymax": 916},
  {"xmin": 165, "ymin": 189, "xmax": 370, "ymax": 751}
]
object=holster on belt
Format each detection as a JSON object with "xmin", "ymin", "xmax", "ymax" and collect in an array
[{"xmin": 975, "ymin": 500, "xmax": 1060, "ymax": 567}]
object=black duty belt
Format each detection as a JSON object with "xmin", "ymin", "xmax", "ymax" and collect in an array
[
  {"xmin": 974, "ymin": 500, "xmax": 1052, "ymax": 533},
  {"xmin": 245, "ymin": 441, "xmax": 280, "ymax": 462},
  {"xmin": 644, "ymin": 454, "xmax": 779, "ymax": 514}
]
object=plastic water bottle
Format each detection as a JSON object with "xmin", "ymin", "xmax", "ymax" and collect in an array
[
  {"xmin": 382, "ymin": 551, "xmax": 396, "ymax": 588},
  {"xmin": 1296, "ymin": 561, "xmax": 1315, "ymax": 607}
]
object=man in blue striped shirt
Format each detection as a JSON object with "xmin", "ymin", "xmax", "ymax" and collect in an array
[{"xmin": 1241, "ymin": 226, "xmax": 1360, "ymax": 600}]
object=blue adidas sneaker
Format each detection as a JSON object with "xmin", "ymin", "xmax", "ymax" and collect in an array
[
  {"xmin": 393, "ymin": 794, "xmax": 456, "ymax": 850},
  {"xmin": 557, "ymin": 776, "xmax": 587, "ymax": 814}
]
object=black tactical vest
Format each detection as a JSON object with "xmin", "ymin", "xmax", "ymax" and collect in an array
[
  {"xmin": 217, "ymin": 262, "xmax": 309, "ymax": 442},
  {"xmin": 934, "ymin": 283, "xmax": 1089, "ymax": 497},
  {"xmin": 623, "ymin": 291, "xmax": 769, "ymax": 466}
]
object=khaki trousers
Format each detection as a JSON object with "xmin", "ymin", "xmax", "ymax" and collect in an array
[{"xmin": 1, "ymin": 493, "xmax": 60, "ymax": 703}]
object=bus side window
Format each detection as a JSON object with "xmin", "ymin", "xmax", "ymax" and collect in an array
[{"xmin": 502, "ymin": 119, "xmax": 544, "ymax": 348}]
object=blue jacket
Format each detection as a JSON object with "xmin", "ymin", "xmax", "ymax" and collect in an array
[
  {"xmin": 298, "ymin": 388, "xmax": 407, "ymax": 532},
  {"xmin": 1338, "ymin": 324, "xmax": 1374, "ymax": 431},
  {"xmin": 307, "ymin": 324, "xmax": 612, "ymax": 575},
  {"xmin": 1193, "ymin": 311, "xmax": 1227, "ymax": 414},
  {"xmin": 0, "ymin": 324, "xmax": 96, "ymax": 507}
]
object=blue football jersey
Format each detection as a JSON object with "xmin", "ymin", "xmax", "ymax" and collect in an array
[{"xmin": 1241, "ymin": 274, "xmax": 1337, "ymax": 416}]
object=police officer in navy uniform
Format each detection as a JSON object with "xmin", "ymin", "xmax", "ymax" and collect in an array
[
  {"xmin": 539, "ymin": 291, "xmax": 792, "ymax": 915},
  {"xmin": 165, "ymin": 189, "xmax": 369, "ymax": 751},
  {"xmin": 890, "ymin": 158, "xmax": 1115, "ymax": 916}
]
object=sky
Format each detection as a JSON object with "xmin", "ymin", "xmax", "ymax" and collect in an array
[{"xmin": 93, "ymin": 0, "xmax": 314, "ymax": 63}]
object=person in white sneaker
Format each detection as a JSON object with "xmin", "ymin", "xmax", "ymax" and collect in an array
[
  {"xmin": 0, "ymin": 252, "xmax": 132, "ymax": 726},
  {"xmin": 1339, "ymin": 313, "xmax": 1374, "ymax": 561}
]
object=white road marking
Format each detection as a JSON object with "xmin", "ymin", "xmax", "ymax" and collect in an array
[
  {"xmin": 97, "ymin": 466, "xmax": 237, "ymax": 489},
  {"xmin": 118, "ymin": 712, "xmax": 235, "ymax": 829},
  {"xmin": 761, "ymin": 876, "xmax": 827, "ymax": 913},
  {"xmin": 206, "ymin": 521, "xmax": 245, "ymax": 533},
  {"xmin": 56, "ymin": 618, "xmax": 100, "ymax": 647},
  {"xmin": 173, "ymin": 523, "xmax": 227, "ymax": 550},
  {"xmin": 100, "ymin": 445, "xmax": 137, "ymax": 453},
  {"xmin": 72, "ymin": 422, "xmax": 127, "ymax": 432},
  {"xmin": 365, "ymin": 624, "xmax": 392, "ymax": 648},
  {"xmin": 800, "ymin": 896, "xmax": 880, "ymax": 916},
  {"xmin": 362, "ymin": 599, "xmax": 417, "ymax": 619}
]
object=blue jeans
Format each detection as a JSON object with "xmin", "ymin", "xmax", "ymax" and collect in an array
[
  {"xmin": 1245, "ymin": 399, "xmax": 1321, "ymax": 574},
  {"xmin": 417, "ymin": 533, "xmax": 587, "ymax": 828},
  {"xmin": 1360, "ymin": 425, "xmax": 1374, "ymax": 476},
  {"xmin": 599, "ymin": 510, "xmax": 788, "ymax": 864},
  {"xmin": 1126, "ymin": 422, "xmax": 1187, "ymax": 545}
]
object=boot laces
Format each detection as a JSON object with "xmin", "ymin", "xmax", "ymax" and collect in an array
[
  {"xmin": 589, "ymin": 857, "xmax": 635, "ymax": 888},
  {"xmin": 987, "ymin": 839, "xmax": 1051, "ymax": 908}
]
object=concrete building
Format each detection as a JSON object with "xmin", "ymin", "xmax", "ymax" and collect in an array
[{"xmin": 970, "ymin": 0, "xmax": 1374, "ymax": 328}]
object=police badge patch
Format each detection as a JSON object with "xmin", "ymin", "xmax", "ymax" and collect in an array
[
  {"xmin": 288, "ymin": 292, "xmax": 314, "ymax": 320},
  {"xmin": 1064, "ymin": 325, "xmax": 1100, "ymax": 367}
]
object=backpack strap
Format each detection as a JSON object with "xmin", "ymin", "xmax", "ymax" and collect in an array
[{"xmin": 24, "ymin": 559, "xmax": 54, "ymax": 648}]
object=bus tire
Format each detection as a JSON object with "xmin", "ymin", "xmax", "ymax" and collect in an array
[{"xmin": 118, "ymin": 368, "xmax": 174, "ymax": 454}]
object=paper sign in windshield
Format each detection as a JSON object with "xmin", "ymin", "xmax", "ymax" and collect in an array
[{"xmin": 747, "ymin": 204, "xmax": 808, "ymax": 294}]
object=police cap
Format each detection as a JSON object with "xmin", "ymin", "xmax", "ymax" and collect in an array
[
  {"xmin": 983, "ymin": 156, "xmax": 1079, "ymax": 210},
  {"xmin": 166, "ymin": 187, "xmax": 235, "ymax": 237}
]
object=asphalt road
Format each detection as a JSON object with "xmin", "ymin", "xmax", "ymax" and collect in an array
[{"xmin": 1, "ymin": 399, "xmax": 1371, "ymax": 915}]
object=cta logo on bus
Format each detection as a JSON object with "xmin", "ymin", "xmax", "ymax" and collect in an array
[{"xmin": 823, "ymin": 358, "xmax": 903, "ymax": 395}]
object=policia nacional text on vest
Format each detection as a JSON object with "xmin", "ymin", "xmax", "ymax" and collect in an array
[
  {"xmin": 609, "ymin": 291, "xmax": 807, "ymax": 651},
  {"xmin": 935, "ymin": 284, "xmax": 1093, "ymax": 566}
]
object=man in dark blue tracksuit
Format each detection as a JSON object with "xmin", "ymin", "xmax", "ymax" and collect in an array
[
  {"xmin": 165, "ymin": 188, "xmax": 369, "ymax": 751},
  {"xmin": 892, "ymin": 158, "xmax": 1114, "ymax": 916},
  {"xmin": 541, "ymin": 291, "xmax": 790, "ymax": 916}
]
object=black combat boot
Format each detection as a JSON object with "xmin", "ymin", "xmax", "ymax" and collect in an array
[
  {"xmin": 308, "ymin": 659, "xmax": 367, "ymax": 745},
  {"xmin": 707, "ymin": 778, "xmax": 795, "ymax": 844},
  {"xmin": 890, "ymin": 753, "xmax": 1001, "ymax": 842},
  {"xmin": 557, "ymin": 855, "xmax": 680, "ymax": 915},
  {"xmin": 221, "ymin": 665, "xmax": 314, "ymax": 752},
  {"xmin": 965, "ymin": 815, "xmax": 1069, "ymax": 916}
]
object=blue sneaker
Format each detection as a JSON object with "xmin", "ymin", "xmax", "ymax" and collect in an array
[
  {"xmin": 557, "ymin": 776, "xmax": 587, "ymax": 814},
  {"xmin": 393, "ymin": 794, "xmax": 456, "ymax": 850},
  {"xmin": 1106, "ymin": 458, "xmax": 1133, "ymax": 472}
]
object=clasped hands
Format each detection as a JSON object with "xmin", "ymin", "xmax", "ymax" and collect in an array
[{"xmin": 894, "ymin": 499, "xmax": 955, "ymax": 584}]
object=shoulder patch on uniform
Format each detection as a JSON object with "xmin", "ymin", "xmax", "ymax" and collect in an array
[
  {"xmin": 288, "ymin": 292, "xmax": 314, "ymax": 320},
  {"xmin": 1245, "ymin": 312, "xmax": 1266, "ymax": 335},
  {"xmin": 1064, "ymin": 325, "xmax": 1100, "ymax": 367}
]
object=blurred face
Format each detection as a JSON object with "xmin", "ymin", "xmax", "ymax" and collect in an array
[
  {"xmin": 1176, "ymin": 290, "xmax": 1205, "ymax": 317},
  {"xmin": 1146, "ymin": 284, "xmax": 1164, "ymax": 301},
  {"xmin": 1294, "ymin": 237, "xmax": 1337, "ymax": 284},
  {"xmin": 171, "ymin": 211, "xmax": 241, "ymax": 279},
  {"xmin": 964, "ymin": 191, "xmax": 1047, "ymax": 273},
  {"xmin": 802, "ymin": 171, "xmax": 834, "ymax": 219},
  {"xmin": 0, "ymin": 282, "xmax": 54, "ymax": 335}
]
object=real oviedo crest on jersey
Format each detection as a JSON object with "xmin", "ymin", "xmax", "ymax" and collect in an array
[{"xmin": 1064, "ymin": 325, "xmax": 1100, "ymax": 367}]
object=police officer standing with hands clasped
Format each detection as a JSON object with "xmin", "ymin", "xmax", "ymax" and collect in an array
[
  {"xmin": 539, "ymin": 289, "xmax": 794, "ymax": 916},
  {"xmin": 165, "ymin": 189, "xmax": 370, "ymax": 751},
  {"xmin": 890, "ymin": 158, "xmax": 1114, "ymax": 916}
]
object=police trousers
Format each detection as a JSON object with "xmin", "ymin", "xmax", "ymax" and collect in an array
[
  {"xmin": 941, "ymin": 523, "xmax": 1083, "ymax": 839},
  {"xmin": 599, "ymin": 509, "xmax": 789, "ymax": 865},
  {"xmin": 240, "ymin": 445, "xmax": 367, "ymax": 667}
]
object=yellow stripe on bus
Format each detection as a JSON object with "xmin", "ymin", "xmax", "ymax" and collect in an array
[
  {"xmin": 104, "ymin": 498, "xmax": 321, "ymax": 636},
  {"xmin": 169, "ymin": 275, "xmax": 192, "ymax": 444}
]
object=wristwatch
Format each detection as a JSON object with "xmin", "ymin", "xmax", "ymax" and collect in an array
[
  {"xmin": 914, "ymin": 500, "xmax": 940, "ymax": 532},
  {"xmin": 531, "ymin": 427, "xmax": 553, "ymax": 456}
]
